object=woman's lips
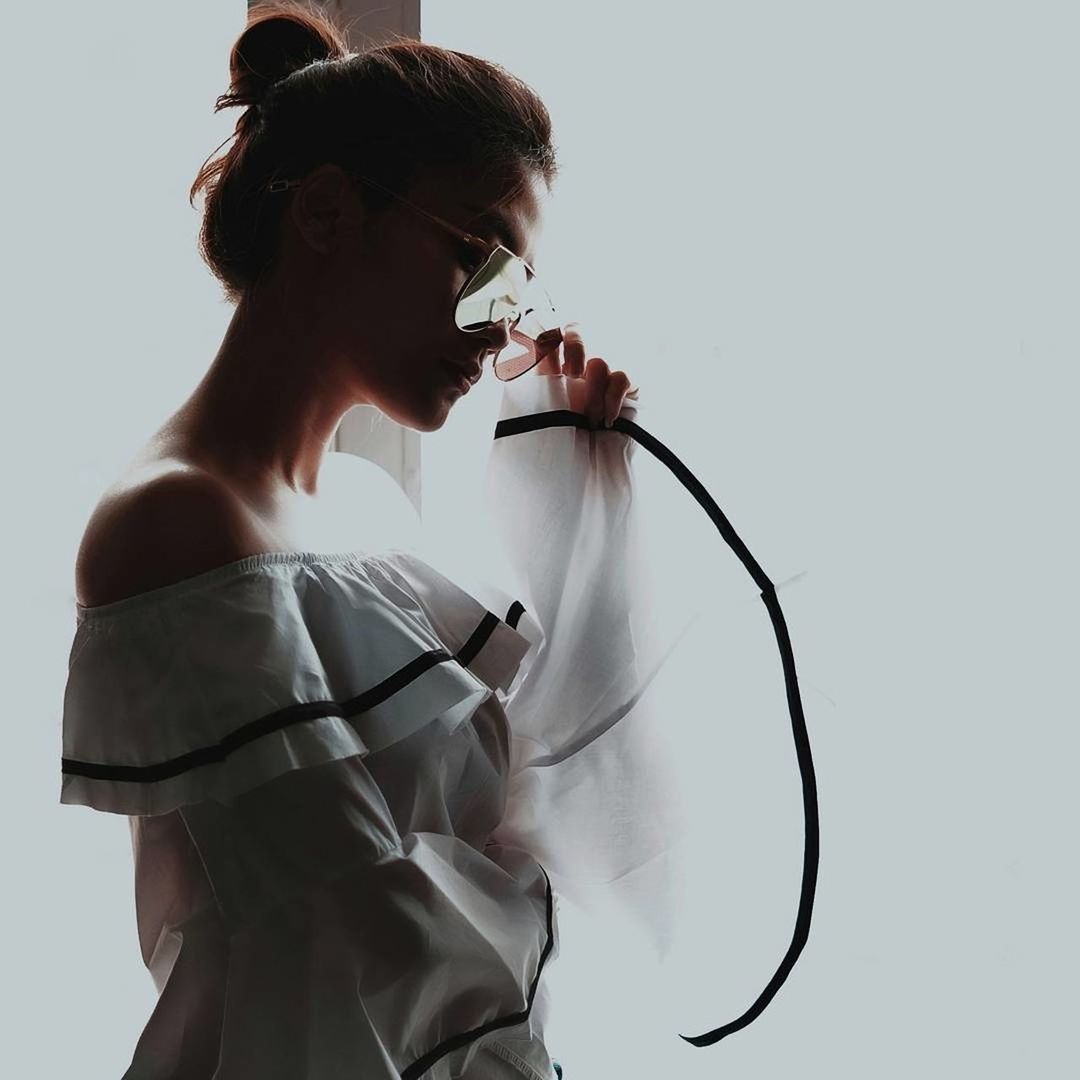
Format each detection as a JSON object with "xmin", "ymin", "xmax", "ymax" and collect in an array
[{"xmin": 442, "ymin": 361, "xmax": 472, "ymax": 394}]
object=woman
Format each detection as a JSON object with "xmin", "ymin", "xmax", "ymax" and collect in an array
[{"xmin": 62, "ymin": 3, "xmax": 650, "ymax": 1078}]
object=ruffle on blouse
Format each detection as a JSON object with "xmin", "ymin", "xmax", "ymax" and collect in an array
[{"xmin": 61, "ymin": 549, "xmax": 540, "ymax": 817}]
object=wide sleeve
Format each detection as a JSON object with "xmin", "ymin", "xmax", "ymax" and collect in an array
[
  {"xmin": 59, "ymin": 556, "xmax": 559, "ymax": 1079},
  {"xmin": 478, "ymin": 374, "xmax": 700, "ymax": 959},
  {"xmin": 175, "ymin": 759, "xmax": 556, "ymax": 1079}
]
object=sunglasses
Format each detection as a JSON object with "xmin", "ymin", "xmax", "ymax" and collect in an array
[{"xmin": 267, "ymin": 173, "xmax": 561, "ymax": 380}]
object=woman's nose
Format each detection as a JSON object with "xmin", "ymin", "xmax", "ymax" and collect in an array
[{"xmin": 474, "ymin": 314, "xmax": 517, "ymax": 356}]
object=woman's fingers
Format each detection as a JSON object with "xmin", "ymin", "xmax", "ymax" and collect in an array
[
  {"xmin": 532, "ymin": 328, "xmax": 564, "ymax": 375},
  {"xmin": 583, "ymin": 356, "xmax": 610, "ymax": 427},
  {"xmin": 546, "ymin": 324, "xmax": 638, "ymax": 427},
  {"xmin": 561, "ymin": 322, "xmax": 587, "ymax": 379},
  {"xmin": 603, "ymin": 369, "xmax": 634, "ymax": 427}
]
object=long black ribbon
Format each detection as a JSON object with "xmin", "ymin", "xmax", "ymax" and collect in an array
[{"xmin": 493, "ymin": 407, "xmax": 820, "ymax": 1047}]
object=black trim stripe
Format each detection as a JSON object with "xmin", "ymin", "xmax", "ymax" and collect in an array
[
  {"xmin": 63, "ymin": 696, "xmax": 353, "ymax": 783},
  {"xmin": 504, "ymin": 600, "xmax": 526, "ymax": 631},
  {"xmin": 455, "ymin": 610, "xmax": 500, "ymax": 669},
  {"xmin": 63, "ymin": 606, "xmax": 523, "ymax": 785},
  {"xmin": 400, "ymin": 863, "xmax": 555, "ymax": 1080}
]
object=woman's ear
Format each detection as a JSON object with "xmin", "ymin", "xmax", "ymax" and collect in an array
[{"xmin": 289, "ymin": 164, "xmax": 364, "ymax": 255}]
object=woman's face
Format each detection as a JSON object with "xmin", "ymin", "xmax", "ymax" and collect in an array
[{"xmin": 325, "ymin": 161, "xmax": 549, "ymax": 432}]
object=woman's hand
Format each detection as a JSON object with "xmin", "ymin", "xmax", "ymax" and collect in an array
[{"xmin": 534, "ymin": 322, "xmax": 639, "ymax": 429}]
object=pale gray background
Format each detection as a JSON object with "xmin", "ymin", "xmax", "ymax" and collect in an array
[{"xmin": 3, "ymin": 1, "xmax": 1076, "ymax": 1076}]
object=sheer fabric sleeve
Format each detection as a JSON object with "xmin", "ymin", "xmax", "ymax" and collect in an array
[{"xmin": 478, "ymin": 374, "xmax": 699, "ymax": 961}]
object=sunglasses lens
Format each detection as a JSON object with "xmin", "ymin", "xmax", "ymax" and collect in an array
[
  {"xmin": 455, "ymin": 249, "xmax": 558, "ymax": 380},
  {"xmin": 455, "ymin": 248, "xmax": 529, "ymax": 332}
]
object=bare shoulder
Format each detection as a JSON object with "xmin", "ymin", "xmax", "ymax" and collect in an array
[{"xmin": 75, "ymin": 468, "xmax": 263, "ymax": 608}]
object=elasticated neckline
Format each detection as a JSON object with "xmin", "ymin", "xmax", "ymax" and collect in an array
[{"xmin": 75, "ymin": 549, "xmax": 382, "ymax": 622}]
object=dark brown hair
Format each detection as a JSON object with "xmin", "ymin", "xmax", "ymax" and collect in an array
[{"xmin": 190, "ymin": 0, "xmax": 558, "ymax": 305}]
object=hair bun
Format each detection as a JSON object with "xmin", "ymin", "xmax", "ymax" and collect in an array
[{"xmin": 218, "ymin": 1, "xmax": 349, "ymax": 111}]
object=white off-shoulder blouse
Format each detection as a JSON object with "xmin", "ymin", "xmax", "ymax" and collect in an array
[{"xmin": 61, "ymin": 375, "xmax": 692, "ymax": 1079}]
